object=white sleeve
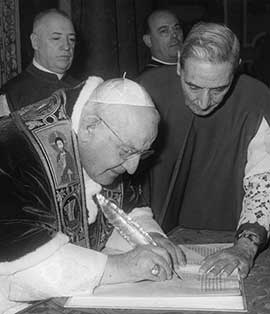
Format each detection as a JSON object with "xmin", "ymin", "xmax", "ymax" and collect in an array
[
  {"xmin": 245, "ymin": 117, "xmax": 270, "ymax": 177},
  {"xmin": 104, "ymin": 206, "xmax": 165, "ymax": 253},
  {"xmin": 128, "ymin": 206, "xmax": 165, "ymax": 235},
  {"xmin": 238, "ymin": 117, "xmax": 270, "ymax": 233},
  {"xmin": 1, "ymin": 233, "xmax": 107, "ymax": 303},
  {"xmin": 0, "ymin": 94, "xmax": 10, "ymax": 116}
]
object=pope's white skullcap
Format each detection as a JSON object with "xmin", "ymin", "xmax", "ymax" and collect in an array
[
  {"xmin": 72, "ymin": 76, "xmax": 155, "ymax": 134},
  {"xmin": 88, "ymin": 77, "xmax": 155, "ymax": 108}
]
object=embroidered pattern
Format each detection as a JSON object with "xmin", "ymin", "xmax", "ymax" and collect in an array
[
  {"xmin": 16, "ymin": 89, "xmax": 90, "ymax": 247},
  {"xmin": 239, "ymin": 172, "xmax": 270, "ymax": 233},
  {"xmin": 89, "ymin": 182, "xmax": 123, "ymax": 251}
]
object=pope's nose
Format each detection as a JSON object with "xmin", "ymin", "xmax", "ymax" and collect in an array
[{"xmin": 122, "ymin": 155, "xmax": 140, "ymax": 174}]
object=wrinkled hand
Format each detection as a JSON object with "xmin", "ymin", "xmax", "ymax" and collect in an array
[
  {"xmin": 149, "ymin": 232, "xmax": 186, "ymax": 266},
  {"xmin": 101, "ymin": 244, "xmax": 173, "ymax": 285},
  {"xmin": 199, "ymin": 240, "xmax": 257, "ymax": 278}
]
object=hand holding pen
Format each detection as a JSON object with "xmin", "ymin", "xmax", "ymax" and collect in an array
[
  {"xmin": 95, "ymin": 193, "xmax": 185, "ymax": 280},
  {"xmin": 147, "ymin": 232, "xmax": 186, "ymax": 280}
]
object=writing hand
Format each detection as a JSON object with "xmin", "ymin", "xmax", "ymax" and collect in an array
[
  {"xmin": 101, "ymin": 245, "xmax": 173, "ymax": 285},
  {"xmin": 149, "ymin": 232, "xmax": 186, "ymax": 267}
]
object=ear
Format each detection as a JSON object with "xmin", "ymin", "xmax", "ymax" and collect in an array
[
  {"xmin": 79, "ymin": 115, "xmax": 101, "ymax": 142},
  {"xmin": 86, "ymin": 116, "xmax": 101, "ymax": 133},
  {"xmin": 30, "ymin": 33, "xmax": 38, "ymax": 50},
  {"xmin": 143, "ymin": 34, "xmax": 152, "ymax": 48}
]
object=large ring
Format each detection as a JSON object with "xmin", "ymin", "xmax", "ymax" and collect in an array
[{"xmin": 151, "ymin": 264, "xmax": 160, "ymax": 276}]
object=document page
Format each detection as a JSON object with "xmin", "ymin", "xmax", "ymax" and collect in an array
[{"xmin": 65, "ymin": 243, "xmax": 247, "ymax": 311}]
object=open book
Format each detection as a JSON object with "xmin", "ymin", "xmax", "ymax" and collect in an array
[{"xmin": 65, "ymin": 243, "xmax": 247, "ymax": 312}]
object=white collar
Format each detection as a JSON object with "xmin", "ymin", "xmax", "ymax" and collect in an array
[
  {"xmin": 151, "ymin": 56, "xmax": 177, "ymax": 66},
  {"xmin": 33, "ymin": 59, "xmax": 64, "ymax": 80},
  {"xmin": 83, "ymin": 168, "xmax": 102, "ymax": 224}
]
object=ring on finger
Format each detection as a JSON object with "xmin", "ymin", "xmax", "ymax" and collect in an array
[{"xmin": 151, "ymin": 264, "xmax": 160, "ymax": 276}]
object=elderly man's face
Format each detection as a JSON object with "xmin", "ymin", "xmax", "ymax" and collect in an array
[
  {"xmin": 78, "ymin": 105, "xmax": 158, "ymax": 185},
  {"xmin": 180, "ymin": 58, "xmax": 234, "ymax": 116},
  {"xmin": 146, "ymin": 11, "xmax": 183, "ymax": 62},
  {"xmin": 31, "ymin": 13, "xmax": 76, "ymax": 74}
]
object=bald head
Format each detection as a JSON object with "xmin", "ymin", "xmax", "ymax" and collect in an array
[
  {"xmin": 32, "ymin": 9, "xmax": 72, "ymax": 33},
  {"xmin": 76, "ymin": 77, "xmax": 159, "ymax": 185},
  {"xmin": 30, "ymin": 9, "xmax": 76, "ymax": 74}
]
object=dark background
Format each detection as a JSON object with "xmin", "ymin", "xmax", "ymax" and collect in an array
[{"xmin": 17, "ymin": 0, "xmax": 270, "ymax": 84}]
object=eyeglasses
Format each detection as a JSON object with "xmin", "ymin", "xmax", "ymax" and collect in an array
[{"xmin": 98, "ymin": 117, "xmax": 154, "ymax": 162}]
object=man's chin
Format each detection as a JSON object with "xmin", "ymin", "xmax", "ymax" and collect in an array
[
  {"xmin": 169, "ymin": 46, "xmax": 181, "ymax": 55},
  {"xmin": 95, "ymin": 176, "xmax": 115, "ymax": 186},
  {"xmin": 187, "ymin": 105, "xmax": 217, "ymax": 117},
  {"xmin": 56, "ymin": 63, "xmax": 72, "ymax": 73},
  {"xmin": 193, "ymin": 110, "xmax": 212, "ymax": 117}
]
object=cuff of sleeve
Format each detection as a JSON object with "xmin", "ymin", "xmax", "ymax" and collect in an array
[
  {"xmin": 235, "ymin": 223, "xmax": 268, "ymax": 251},
  {"xmin": 129, "ymin": 207, "xmax": 165, "ymax": 236}
]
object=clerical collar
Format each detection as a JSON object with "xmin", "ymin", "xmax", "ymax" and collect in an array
[
  {"xmin": 33, "ymin": 59, "xmax": 64, "ymax": 80},
  {"xmin": 151, "ymin": 56, "xmax": 177, "ymax": 66}
]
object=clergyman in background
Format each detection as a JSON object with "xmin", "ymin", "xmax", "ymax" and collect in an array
[
  {"xmin": 0, "ymin": 8, "xmax": 79, "ymax": 115},
  {"xmin": 141, "ymin": 9, "xmax": 183, "ymax": 73}
]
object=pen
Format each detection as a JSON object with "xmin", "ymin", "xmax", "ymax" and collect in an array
[
  {"xmin": 95, "ymin": 193, "xmax": 183, "ymax": 280},
  {"xmin": 172, "ymin": 268, "xmax": 183, "ymax": 280}
]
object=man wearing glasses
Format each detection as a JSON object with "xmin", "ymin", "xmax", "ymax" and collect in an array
[{"xmin": 0, "ymin": 76, "xmax": 185, "ymax": 313}]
